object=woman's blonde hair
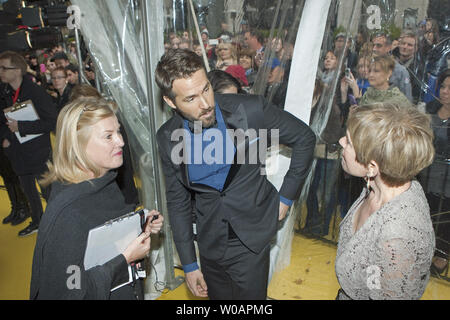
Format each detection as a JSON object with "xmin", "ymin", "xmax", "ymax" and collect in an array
[
  {"xmin": 347, "ymin": 103, "xmax": 435, "ymax": 187},
  {"xmin": 40, "ymin": 97, "xmax": 118, "ymax": 186},
  {"xmin": 370, "ymin": 55, "xmax": 395, "ymax": 74},
  {"xmin": 216, "ymin": 42, "xmax": 237, "ymax": 65}
]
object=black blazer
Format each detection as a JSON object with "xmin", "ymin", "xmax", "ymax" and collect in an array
[
  {"xmin": 0, "ymin": 76, "xmax": 57, "ymax": 175},
  {"xmin": 156, "ymin": 93, "xmax": 315, "ymax": 265}
]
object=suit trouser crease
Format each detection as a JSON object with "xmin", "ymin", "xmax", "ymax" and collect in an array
[
  {"xmin": 199, "ymin": 237, "xmax": 270, "ymax": 300},
  {"xmin": 18, "ymin": 172, "xmax": 49, "ymax": 225},
  {"xmin": 0, "ymin": 151, "xmax": 28, "ymax": 210}
]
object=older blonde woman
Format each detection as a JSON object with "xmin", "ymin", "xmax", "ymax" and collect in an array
[
  {"xmin": 215, "ymin": 42, "xmax": 237, "ymax": 71},
  {"xmin": 30, "ymin": 97, "xmax": 163, "ymax": 299},
  {"xmin": 360, "ymin": 55, "xmax": 411, "ymax": 106},
  {"xmin": 335, "ymin": 103, "xmax": 435, "ymax": 300}
]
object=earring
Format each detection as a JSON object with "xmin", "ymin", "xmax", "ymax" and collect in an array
[
  {"xmin": 366, "ymin": 175, "xmax": 371, "ymax": 190},
  {"xmin": 364, "ymin": 174, "xmax": 372, "ymax": 198}
]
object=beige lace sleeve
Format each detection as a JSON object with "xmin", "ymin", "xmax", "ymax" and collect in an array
[{"xmin": 369, "ymin": 237, "xmax": 424, "ymax": 300}]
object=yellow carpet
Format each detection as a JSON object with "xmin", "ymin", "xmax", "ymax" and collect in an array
[{"xmin": 0, "ymin": 179, "xmax": 449, "ymax": 300}]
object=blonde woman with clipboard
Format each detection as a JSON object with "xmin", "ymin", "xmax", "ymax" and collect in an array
[{"xmin": 30, "ymin": 97, "xmax": 163, "ymax": 300}]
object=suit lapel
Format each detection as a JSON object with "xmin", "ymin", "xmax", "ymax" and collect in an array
[
  {"xmin": 216, "ymin": 95, "xmax": 249, "ymax": 190},
  {"xmin": 218, "ymin": 96, "xmax": 249, "ymax": 133},
  {"xmin": 167, "ymin": 96, "xmax": 250, "ymax": 193}
]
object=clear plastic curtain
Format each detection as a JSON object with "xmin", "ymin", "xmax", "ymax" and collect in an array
[
  {"xmin": 163, "ymin": 0, "xmax": 320, "ymax": 281},
  {"xmin": 69, "ymin": 0, "xmax": 450, "ymax": 298},
  {"xmin": 71, "ymin": 0, "xmax": 170, "ymax": 299}
]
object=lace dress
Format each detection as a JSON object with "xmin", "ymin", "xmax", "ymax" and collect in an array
[{"xmin": 335, "ymin": 180, "xmax": 435, "ymax": 300}]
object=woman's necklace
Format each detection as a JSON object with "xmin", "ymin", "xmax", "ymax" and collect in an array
[{"xmin": 438, "ymin": 105, "xmax": 450, "ymax": 122}]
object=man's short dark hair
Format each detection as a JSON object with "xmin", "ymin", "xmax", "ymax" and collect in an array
[
  {"xmin": 246, "ymin": 29, "xmax": 264, "ymax": 46},
  {"xmin": 65, "ymin": 63, "xmax": 79, "ymax": 73},
  {"xmin": 373, "ymin": 32, "xmax": 392, "ymax": 46},
  {"xmin": 53, "ymin": 52, "xmax": 69, "ymax": 61},
  {"xmin": 207, "ymin": 70, "xmax": 244, "ymax": 94},
  {"xmin": 0, "ymin": 51, "xmax": 28, "ymax": 76},
  {"xmin": 400, "ymin": 30, "xmax": 418, "ymax": 45},
  {"xmin": 155, "ymin": 49, "xmax": 205, "ymax": 101},
  {"xmin": 438, "ymin": 68, "xmax": 450, "ymax": 89}
]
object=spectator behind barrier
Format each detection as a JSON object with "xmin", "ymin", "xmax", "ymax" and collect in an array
[
  {"xmin": 393, "ymin": 30, "xmax": 425, "ymax": 104},
  {"xmin": 418, "ymin": 68, "xmax": 450, "ymax": 276},
  {"xmin": 360, "ymin": 55, "xmax": 411, "ymax": 107},
  {"xmin": 65, "ymin": 64, "xmax": 80, "ymax": 86},
  {"xmin": 238, "ymin": 48, "xmax": 257, "ymax": 89},
  {"xmin": 207, "ymin": 69, "xmax": 244, "ymax": 94},
  {"xmin": 372, "ymin": 33, "xmax": 413, "ymax": 102},
  {"xmin": 320, "ymin": 51, "xmax": 338, "ymax": 84},
  {"xmin": 215, "ymin": 42, "xmax": 238, "ymax": 71},
  {"xmin": 51, "ymin": 67, "xmax": 73, "ymax": 114}
]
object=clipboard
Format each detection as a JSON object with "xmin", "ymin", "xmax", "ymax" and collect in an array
[
  {"xmin": 83, "ymin": 208, "xmax": 150, "ymax": 271},
  {"xmin": 4, "ymin": 99, "xmax": 43, "ymax": 144}
]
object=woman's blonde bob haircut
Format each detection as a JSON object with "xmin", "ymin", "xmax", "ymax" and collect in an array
[
  {"xmin": 40, "ymin": 97, "xmax": 118, "ymax": 186},
  {"xmin": 347, "ymin": 102, "xmax": 435, "ymax": 187},
  {"xmin": 370, "ymin": 55, "xmax": 395, "ymax": 74}
]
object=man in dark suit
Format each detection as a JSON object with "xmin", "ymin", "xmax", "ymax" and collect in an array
[
  {"xmin": 0, "ymin": 51, "xmax": 57, "ymax": 237},
  {"xmin": 155, "ymin": 49, "xmax": 315, "ymax": 299}
]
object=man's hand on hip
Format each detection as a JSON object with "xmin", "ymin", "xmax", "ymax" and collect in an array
[
  {"xmin": 279, "ymin": 202, "xmax": 289, "ymax": 221},
  {"xmin": 185, "ymin": 269, "xmax": 208, "ymax": 298}
]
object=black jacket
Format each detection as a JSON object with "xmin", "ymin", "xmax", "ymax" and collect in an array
[
  {"xmin": 54, "ymin": 84, "xmax": 73, "ymax": 114},
  {"xmin": 0, "ymin": 76, "xmax": 57, "ymax": 175},
  {"xmin": 30, "ymin": 171, "xmax": 141, "ymax": 300},
  {"xmin": 156, "ymin": 93, "xmax": 315, "ymax": 266}
]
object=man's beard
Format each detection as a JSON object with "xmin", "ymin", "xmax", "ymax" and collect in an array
[{"xmin": 177, "ymin": 107, "xmax": 216, "ymax": 130}]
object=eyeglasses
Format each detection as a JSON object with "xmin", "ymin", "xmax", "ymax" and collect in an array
[
  {"xmin": 51, "ymin": 76, "xmax": 66, "ymax": 80},
  {"xmin": 0, "ymin": 66, "xmax": 18, "ymax": 71}
]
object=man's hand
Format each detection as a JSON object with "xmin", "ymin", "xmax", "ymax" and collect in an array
[
  {"xmin": 279, "ymin": 202, "xmax": 290, "ymax": 221},
  {"xmin": 6, "ymin": 116, "xmax": 18, "ymax": 133},
  {"xmin": 2, "ymin": 139, "xmax": 10, "ymax": 148},
  {"xmin": 185, "ymin": 269, "xmax": 208, "ymax": 298}
]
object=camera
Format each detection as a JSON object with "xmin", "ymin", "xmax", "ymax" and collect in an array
[{"xmin": 345, "ymin": 67, "xmax": 351, "ymax": 79}]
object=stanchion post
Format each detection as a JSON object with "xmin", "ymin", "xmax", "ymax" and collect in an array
[{"xmin": 141, "ymin": 0, "xmax": 184, "ymax": 291}]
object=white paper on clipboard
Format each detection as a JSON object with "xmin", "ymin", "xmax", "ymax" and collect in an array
[
  {"xmin": 83, "ymin": 209, "xmax": 150, "ymax": 271},
  {"xmin": 4, "ymin": 100, "xmax": 43, "ymax": 144}
]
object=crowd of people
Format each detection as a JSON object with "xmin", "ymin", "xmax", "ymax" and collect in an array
[
  {"xmin": 0, "ymin": 45, "xmax": 162, "ymax": 299},
  {"xmin": 160, "ymin": 17, "xmax": 448, "ymax": 299},
  {"xmin": 0, "ymin": 43, "xmax": 140, "ymax": 236},
  {"xmin": 0, "ymin": 14, "xmax": 448, "ymax": 300}
]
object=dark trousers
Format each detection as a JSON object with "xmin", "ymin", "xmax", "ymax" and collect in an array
[
  {"xmin": 426, "ymin": 192, "xmax": 449, "ymax": 259},
  {"xmin": 0, "ymin": 149, "xmax": 28, "ymax": 211},
  {"xmin": 200, "ymin": 237, "xmax": 270, "ymax": 300},
  {"xmin": 18, "ymin": 170, "xmax": 50, "ymax": 225}
]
